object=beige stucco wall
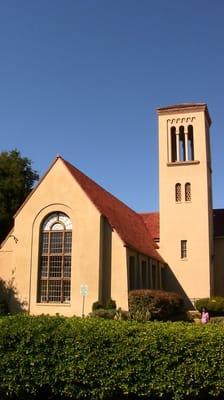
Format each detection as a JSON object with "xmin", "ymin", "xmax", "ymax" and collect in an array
[
  {"xmin": 0, "ymin": 233, "xmax": 14, "ymax": 282},
  {"xmin": 0, "ymin": 233, "xmax": 16, "ymax": 308},
  {"xmin": 158, "ymin": 106, "xmax": 213, "ymax": 301},
  {"xmin": 0, "ymin": 158, "xmax": 130, "ymax": 316},
  {"xmin": 111, "ymin": 231, "xmax": 129, "ymax": 310}
]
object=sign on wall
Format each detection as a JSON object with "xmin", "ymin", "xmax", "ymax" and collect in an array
[{"xmin": 80, "ymin": 284, "xmax": 88, "ymax": 297}]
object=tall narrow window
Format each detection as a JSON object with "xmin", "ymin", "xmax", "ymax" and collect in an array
[
  {"xmin": 152, "ymin": 264, "xmax": 157, "ymax": 289},
  {"xmin": 129, "ymin": 256, "xmax": 135, "ymax": 290},
  {"xmin": 141, "ymin": 260, "xmax": 147, "ymax": 289},
  {"xmin": 38, "ymin": 212, "xmax": 72, "ymax": 303},
  {"xmin": 171, "ymin": 126, "xmax": 177, "ymax": 162},
  {"xmin": 188, "ymin": 125, "xmax": 194, "ymax": 161},
  {"xmin": 181, "ymin": 240, "xmax": 187, "ymax": 259},
  {"xmin": 179, "ymin": 126, "xmax": 186, "ymax": 161},
  {"xmin": 185, "ymin": 183, "xmax": 191, "ymax": 202},
  {"xmin": 175, "ymin": 183, "xmax": 182, "ymax": 202}
]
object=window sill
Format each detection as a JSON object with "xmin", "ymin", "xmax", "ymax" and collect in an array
[
  {"xmin": 167, "ymin": 160, "xmax": 200, "ymax": 166},
  {"xmin": 175, "ymin": 201, "xmax": 192, "ymax": 204},
  {"xmin": 180, "ymin": 258, "xmax": 188, "ymax": 261},
  {"xmin": 36, "ymin": 303, "xmax": 71, "ymax": 307}
]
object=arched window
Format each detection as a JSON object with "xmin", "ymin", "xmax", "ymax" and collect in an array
[
  {"xmin": 185, "ymin": 183, "xmax": 191, "ymax": 202},
  {"xmin": 179, "ymin": 126, "xmax": 186, "ymax": 161},
  {"xmin": 175, "ymin": 183, "xmax": 182, "ymax": 202},
  {"xmin": 171, "ymin": 126, "xmax": 177, "ymax": 162},
  {"xmin": 188, "ymin": 125, "xmax": 194, "ymax": 161},
  {"xmin": 38, "ymin": 212, "xmax": 72, "ymax": 303}
]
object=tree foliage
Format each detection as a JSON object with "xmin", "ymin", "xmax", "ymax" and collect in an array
[{"xmin": 0, "ymin": 149, "xmax": 39, "ymax": 242}]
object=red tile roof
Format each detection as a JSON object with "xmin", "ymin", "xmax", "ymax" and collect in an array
[
  {"xmin": 213, "ymin": 209, "xmax": 224, "ymax": 237},
  {"xmin": 140, "ymin": 209, "xmax": 224, "ymax": 240},
  {"xmin": 139, "ymin": 212, "xmax": 160, "ymax": 241},
  {"xmin": 62, "ymin": 158, "xmax": 163, "ymax": 262}
]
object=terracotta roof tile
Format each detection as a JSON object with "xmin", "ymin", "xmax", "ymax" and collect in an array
[
  {"xmin": 62, "ymin": 158, "xmax": 163, "ymax": 262},
  {"xmin": 140, "ymin": 209, "xmax": 224, "ymax": 240},
  {"xmin": 140, "ymin": 212, "xmax": 160, "ymax": 240}
]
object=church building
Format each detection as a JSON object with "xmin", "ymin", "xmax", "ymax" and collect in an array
[{"xmin": 0, "ymin": 103, "xmax": 223, "ymax": 315}]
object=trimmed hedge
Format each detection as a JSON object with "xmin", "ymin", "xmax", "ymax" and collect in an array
[
  {"xmin": 91, "ymin": 299, "xmax": 117, "ymax": 319},
  {"xmin": 0, "ymin": 315, "xmax": 224, "ymax": 399},
  {"xmin": 129, "ymin": 289, "xmax": 184, "ymax": 321},
  {"xmin": 195, "ymin": 297, "xmax": 224, "ymax": 316}
]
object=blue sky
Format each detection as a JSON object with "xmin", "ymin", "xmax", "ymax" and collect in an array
[{"xmin": 0, "ymin": 0, "xmax": 224, "ymax": 211}]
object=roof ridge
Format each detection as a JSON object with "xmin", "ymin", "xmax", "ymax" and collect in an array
[
  {"xmin": 61, "ymin": 157, "xmax": 145, "ymax": 221},
  {"xmin": 61, "ymin": 157, "xmax": 163, "ymax": 262}
]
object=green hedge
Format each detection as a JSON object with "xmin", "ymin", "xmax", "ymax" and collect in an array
[
  {"xmin": 0, "ymin": 315, "xmax": 224, "ymax": 399},
  {"xmin": 129, "ymin": 289, "xmax": 184, "ymax": 321},
  {"xmin": 91, "ymin": 299, "xmax": 117, "ymax": 319},
  {"xmin": 195, "ymin": 297, "xmax": 224, "ymax": 316}
]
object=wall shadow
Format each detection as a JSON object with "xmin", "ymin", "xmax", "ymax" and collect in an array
[
  {"xmin": 0, "ymin": 274, "xmax": 27, "ymax": 314},
  {"xmin": 163, "ymin": 264, "xmax": 194, "ymax": 310}
]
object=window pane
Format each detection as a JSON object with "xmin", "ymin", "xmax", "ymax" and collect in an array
[
  {"xmin": 64, "ymin": 256, "xmax": 71, "ymax": 277},
  {"xmin": 171, "ymin": 127, "xmax": 177, "ymax": 162},
  {"xmin": 40, "ymin": 256, "xmax": 48, "ymax": 277},
  {"xmin": 40, "ymin": 280, "xmax": 47, "ymax": 302},
  {"xmin": 48, "ymin": 280, "xmax": 61, "ymax": 302},
  {"xmin": 185, "ymin": 183, "xmax": 191, "ymax": 202},
  {"xmin": 188, "ymin": 125, "xmax": 194, "ymax": 160},
  {"xmin": 41, "ymin": 233, "xmax": 49, "ymax": 253},
  {"xmin": 179, "ymin": 127, "xmax": 186, "ymax": 161},
  {"xmin": 64, "ymin": 232, "xmax": 72, "ymax": 253},
  {"xmin": 49, "ymin": 256, "xmax": 62, "ymax": 277},
  {"xmin": 59, "ymin": 214, "xmax": 73, "ymax": 230},
  {"xmin": 175, "ymin": 183, "xmax": 181, "ymax": 202},
  {"xmin": 42, "ymin": 213, "xmax": 58, "ymax": 231},
  {"xmin": 181, "ymin": 240, "xmax": 187, "ymax": 259},
  {"xmin": 50, "ymin": 232, "xmax": 63, "ymax": 253},
  {"xmin": 52, "ymin": 223, "xmax": 63, "ymax": 231},
  {"xmin": 63, "ymin": 281, "xmax": 71, "ymax": 302}
]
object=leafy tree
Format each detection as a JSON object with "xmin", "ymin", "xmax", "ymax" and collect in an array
[{"xmin": 0, "ymin": 149, "xmax": 39, "ymax": 242}]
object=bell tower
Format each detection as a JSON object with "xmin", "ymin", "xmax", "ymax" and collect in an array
[{"xmin": 157, "ymin": 104, "xmax": 214, "ymax": 302}]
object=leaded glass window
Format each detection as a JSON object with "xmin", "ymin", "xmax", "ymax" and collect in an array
[
  {"xmin": 38, "ymin": 212, "xmax": 72, "ymax": 303},
  {"xmin": 185, "ymin": 183, "xmax": 191, "ymax": 202},
  {"xmin": 175, "ymin": 183, "xmax": 182, "ymax": 202}
]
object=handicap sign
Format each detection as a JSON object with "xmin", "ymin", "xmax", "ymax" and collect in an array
[{"xmin": 80, "ymin": 284, "xmax": 88, "ymax": 296}]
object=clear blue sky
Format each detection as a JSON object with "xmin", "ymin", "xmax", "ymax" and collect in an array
[{"xmin": 0, "ymin": 0, "xmax": 224, "ymax": 211}]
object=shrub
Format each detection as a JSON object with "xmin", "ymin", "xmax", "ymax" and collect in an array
[
  {"xmin": 0, "ymin": 301, "xmax": 8, "ymax": 316},
  {"xmin": 106, "ymin": 298, "xmax": 116, "ymax": 310},
  {"xmin": 90, "ymin": 309, "xmax": 116, "ymax": 319},
  {"xmin": 128, "ymin": 289, "xmax": 184, "ymax": 321},
  {"xmin": 91, "ymin": 299, "xmax": 117, "ymax": 319},
  {"xmin": 195, "ymin": 297, "xmax": 224, "ymax": 316},
  {"xmin": 1, "ymin": 316, "xmax": 224, "ymax": 399},
  {"xmin": 92, "ymin": 301, "xmax": 104, "ymax": 311},
  {"xmin": 210, "ymin": 316, "xmax": 224, "ymax": 324},
  {"xmin": 186, "ymin": 310, "xmax": 201, "ymax": 322},
  {"xmin": 114, "ymin": 308, "xmax": 129, "ymax": 321}
]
